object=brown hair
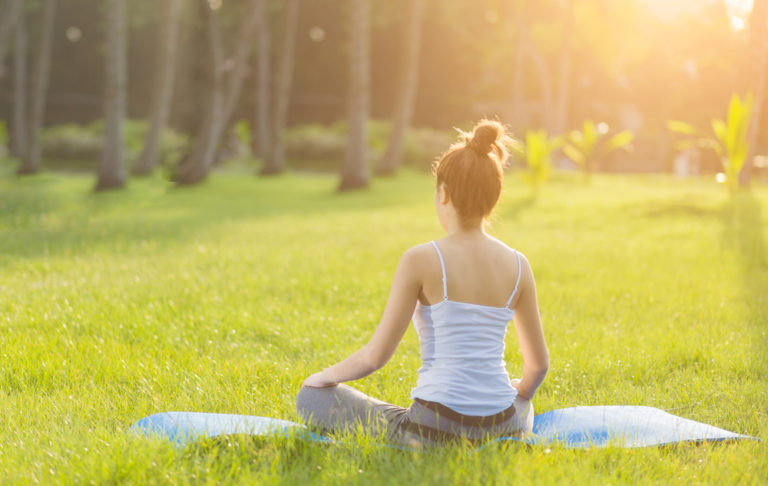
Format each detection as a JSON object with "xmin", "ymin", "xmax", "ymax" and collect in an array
[{"xmin": 432, "ymin": 119, "xmax": 510, "ymax": 227}]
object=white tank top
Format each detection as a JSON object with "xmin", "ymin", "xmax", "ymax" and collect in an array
[{"xmin": 410, "ymin": 241, "xmax": 521, "ymax": 416}]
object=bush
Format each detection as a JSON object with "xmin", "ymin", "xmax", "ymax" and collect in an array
[
  {"xmin": 283, "ymin": 123, "xmax": 347, "ymax": 162},
  {"xmin": 0, "ymin": 120, "xmax": 8, "ymax": 158},
  {"xmin": 40, "ymin": 123, "xmax": 102, "ymax": 166},
  {"xmin": 282, "ymin": 120, "xmax": 455, "ymax": 171},
  {"xmin": 40, "ymin": 120, "xmax": 188, "ymax": 172},
  {"xmin": 401, "ymin": 127, "xmax": 455, "ymax": 169}
]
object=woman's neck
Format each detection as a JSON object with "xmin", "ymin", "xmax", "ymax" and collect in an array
[{"xmin": 445, "ymin": 221, "xmax": 486, "ymax": 238}]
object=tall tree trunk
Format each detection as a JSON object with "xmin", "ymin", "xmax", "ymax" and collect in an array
[
  {"xmin": 11, "ymin": 0, "xmax": 26, "ymax": 160},
  {"xmin": 220, "ymin": 0, "xmax": 262, "ymax": 126},
  {"xmin": 553, "ymin": 0, "xmax": 573, "ymax": 135},
  {"xmin": 133, "ymin": 0, "xmax": 181, "ymax": 176},
  {"xmin": 18, "ymin": 0, "xmax": 56, "ymax": 175},
  {"xmin": 509, "ymin": 4, "xmax": 529, "ymax": 134},
  {"xmin": 0, "ymin": 0, "xmax": 22, "ymax": 79},
  {"xmin": 252, "ymin": 0, "xmax": 270, "ymax": 161},
  {"xmin": 375, "ymin": 0, "xmax": 425, "ymax": 175},
  {"xmin": 339, "ymin": 0, "xmax": 370, "ymax": 191},
  {"xmin": 261, "ymin": 0, "xmax": 299, "ymax": 175},
  {"xmin": 177, "ymin": 0, "xmax": 262, "ymax": 185},
  {"xmin": 95, "ymin": 0, "xmax": 127, "ymax": 191},
  {"xmin": 528, "ymin": 45, "xmax": 554, "ymax": 132},
  {"xmin": 741, "ymin": 0, "xmax": 768, "ymax": 186},
  {"xmin": 176, "ymin": 2, "xmax": 223, "ymax": 185}
]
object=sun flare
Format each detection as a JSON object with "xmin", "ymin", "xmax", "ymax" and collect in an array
[{"xmin": 641, "ymin": 0, "xmax": 754, "ymax": 30}]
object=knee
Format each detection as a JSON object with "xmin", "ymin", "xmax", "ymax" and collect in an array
[
  {"xmin": 296, "ymin": 385, "xmax": 332, "ymax": 423},
  {"xmin": 295, "ymin": 385, "xmax": 312, "ymax": 416}
]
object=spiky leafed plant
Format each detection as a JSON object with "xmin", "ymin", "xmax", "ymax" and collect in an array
[
  {"xmin": 510, "ymin": 130, "xmax": 563, "ymax": 191},
  {"xmin": 563, "ymin": 120, "xmax": 634, "ymax": 180},
  {"xmin": 668, "ymin": 93, "xmax": 754, "ymax": 194}
]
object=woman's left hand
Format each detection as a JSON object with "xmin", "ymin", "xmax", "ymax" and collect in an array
[{"xmin": 302, "ymin": 371, "xmax": 338, "ymax": 388}]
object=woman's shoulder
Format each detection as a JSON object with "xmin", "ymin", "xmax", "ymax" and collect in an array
[
  {"xmin": 485, "ymin": 236, "xmax": 533, "ymax": 278},
  {"xmin": 394, "ymin": 243, "xmax": 440, "ymax": 280},
  {"xmin": 486, "ymin": 235, "xmax": 526, "ymax": 258},
  {"xmin": 401, "ymin": 242, "xmax": 439, "ymax": 262}
]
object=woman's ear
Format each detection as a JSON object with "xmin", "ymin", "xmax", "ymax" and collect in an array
[{"xmin": 438, "ymin": 184, "xmax": 450, "ymax": 205}]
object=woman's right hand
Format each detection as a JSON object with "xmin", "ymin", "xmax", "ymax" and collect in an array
[{"xmin": 302, "ymin": 371, "xmax": 338, "ymax": 388}]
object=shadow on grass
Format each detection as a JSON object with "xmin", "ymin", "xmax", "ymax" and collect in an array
[
  {"xmin": 720, "ymin": 193, "xmax": 768, "ymax": 362},
  {"xmin": 0, "ymin": 172, "xmax": 429, "ymax": 261},
  {"xmin": 623, "ymin": 197, "xmax": 721, "ymax": 220},
  {"xmin": 499, "ymin": 192, "xmax": 538, "ymax": 221}
]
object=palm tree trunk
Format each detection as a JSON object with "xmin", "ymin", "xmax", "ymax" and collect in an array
[
  {"xmin": 252, "ymin": 0, "xmax": 270, "ymax": 161},
  {"xmin": 528, "ymin": 45, "xmax": 554, "ymax": 133},
  {"xmin": 742, "ymin": 0, "xmax": 768, "ymax": 186},
  {"xmin": 11, "ymin": 0, "xmax": 26, "ymax": 160},
  {"xmin": 509, "ymin": 5, "xmax": 528, "ymax": 134},
  {"xmin": 133, "ymin": 0, "xmax": 181, "ymax": 176},
  {"xmin": 376, "ymin": 0, "xmax": 425, "ymax": 175},
  {"xmin": 220, "ymin": 0, "xmax": 262, "ymax": 127},
  {"xmin": 262, "ymin": 0, "xmax": 299, "ymax": 175},
  {"xmin": 18, "ymin": 0, "xmax": 56, "ymax": 175},
  {"xmin": 339, "ymin": 0, "xmax": 370, "ymax": 191},
  {"xmin": 177, "ymin": 0, "xmax": 262, "ymax": 185},
  {"xmin": 553, "ymin": 0, "xmax": 572, "ymax": 135},
  {"xmin": 0, "ymin": 0, "xmax": 22, "ymax": 79},
  {"xmin": 176, "ymin": 1, "xmax": 223, "ymax": 185},
  {"xmin": 95, "ymin": 0, "xmax": 127, "ymax": 191}
]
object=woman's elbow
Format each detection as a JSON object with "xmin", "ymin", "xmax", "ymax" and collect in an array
[
  {"xmin": 361, "ymin": 345, "xmax": 389, "ymax": 373},
  {"xmin": 538, "ymin": 364, "xmax": 549, "ymax": 378},
  {"xmin": 367, "ymin": 353, "xmax": 388, "ymax": 373},
  {"xmin": 529, "ymin": 359, "xmax": 549, "ymax": 378}
]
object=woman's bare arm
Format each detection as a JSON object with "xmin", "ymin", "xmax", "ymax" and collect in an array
[
  {"xmin": 511, "ymin": 254, "xmax": 549, "ymax": 400},
  {"xmin": 302, "ymin": 247, "xmax": 422, "ymax": 387}
]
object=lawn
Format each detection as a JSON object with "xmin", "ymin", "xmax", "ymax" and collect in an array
[{"xmin": 1, "ymin": 166, "xmax": 766, "ymax": 484}]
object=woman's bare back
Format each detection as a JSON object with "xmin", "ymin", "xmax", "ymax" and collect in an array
[{"xmin": 417, "ymin": 235, "xmax": 523, "ymax": 309}]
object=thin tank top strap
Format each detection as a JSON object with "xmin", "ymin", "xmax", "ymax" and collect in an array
[
  {"xmin": 430, "ymin": 241, "xmax": 448, "ymax": 300},
  {"xmin": 505, "ymin": 251, "xmax": 523, "ymax": 308}
]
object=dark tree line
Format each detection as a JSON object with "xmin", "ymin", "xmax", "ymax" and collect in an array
[{"xmin": 0, "ymin": 0, "xmax": 767, "ymax": 191}]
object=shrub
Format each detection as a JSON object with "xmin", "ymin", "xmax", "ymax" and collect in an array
[
  {"xmin": 283, "ymin": 123, "xmax": 347, "ymax": 163},
  {"xmin": 40, "ymin": 123, "xmax": 102, "ymax": 167},
  {"xmin": 510, "ymin": 130, "xmax": 563, "ymax": 190},
  {"xmin": 40, "ymin": 120, "xmax": 188, "ymax": 172},
  {"xmin": 0, "ymin": 120, "xmax": 8, "ymax": 158},
  {"xmin": 401, "ymin": 127, "xmax": 455, "ymax": 169},
  {"xmin": 282, "ymin": 120, "xmax": 455, "ymax": 172}
]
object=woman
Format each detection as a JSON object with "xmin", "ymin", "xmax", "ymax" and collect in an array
[{"xmin": 297, "ymin": 120, "xmax": 549, "ymax": 446}]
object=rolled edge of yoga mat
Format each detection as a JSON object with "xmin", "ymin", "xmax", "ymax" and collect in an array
[
  {"xmin": 127, "ymin": 411, "xmax": 329, "ymax": 447},
  {"xmin": 523, "ymin": 405, "xmax": 759, "ymax": 448}
]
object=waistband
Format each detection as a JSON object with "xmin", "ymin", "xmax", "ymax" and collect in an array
[{"xmin": 413, "ymin": 397, "xmax": 516, "ymax": 427}]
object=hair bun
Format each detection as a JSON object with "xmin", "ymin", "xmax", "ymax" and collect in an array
[{"xmin": 467, "ymin": 120, "xmax": 503, "ymax": 155}]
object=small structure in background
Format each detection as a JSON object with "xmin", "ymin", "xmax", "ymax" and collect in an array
[{"xmin": 673, "ymin": 148, "xmax": 700, "ymax": 178}]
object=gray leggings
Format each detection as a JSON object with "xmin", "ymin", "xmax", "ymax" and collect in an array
[{"xmin": 296, "ymin": 384, "xmax": 533, "ymax": 447}]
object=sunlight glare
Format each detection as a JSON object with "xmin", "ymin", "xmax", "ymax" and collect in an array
[
  {"xmin": 485, "ymin": 10, "xmax": 499, "ymax": 24},
  {"xmin": 725, "ymin": 0, "xmax": 753, "ymax": 31},
  {"xmin": 65, "ymin": 27, "xmax": 82, "ymax": 43},
  {"xmin": 309, "ymin": 26, "xmax": 326, "ymax": 42},
  {"xmin": 641, "ymin": 0, "xmax": 753, "ymax": 30}
]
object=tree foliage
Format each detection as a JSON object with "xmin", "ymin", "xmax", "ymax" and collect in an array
[
  {"xmin": 510, "ymin": 130, "xmax": 562, "ymax": 190},
  {"xmin": 563, "ymin": 120, "xmax": 633, "ymax": 179},
  {"xmin": 668, "ymin": 93, "xmax": 754, "ymax": 193}
]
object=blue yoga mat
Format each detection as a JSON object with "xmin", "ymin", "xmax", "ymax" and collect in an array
[{"xmin": 129, "ymin": 406, "xmax": 757, "ymax": 449}]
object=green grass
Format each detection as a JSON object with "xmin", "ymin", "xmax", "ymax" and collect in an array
[{"xmin": 1, "ymin": 165, "xmax": 766, "ymax": 484}]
